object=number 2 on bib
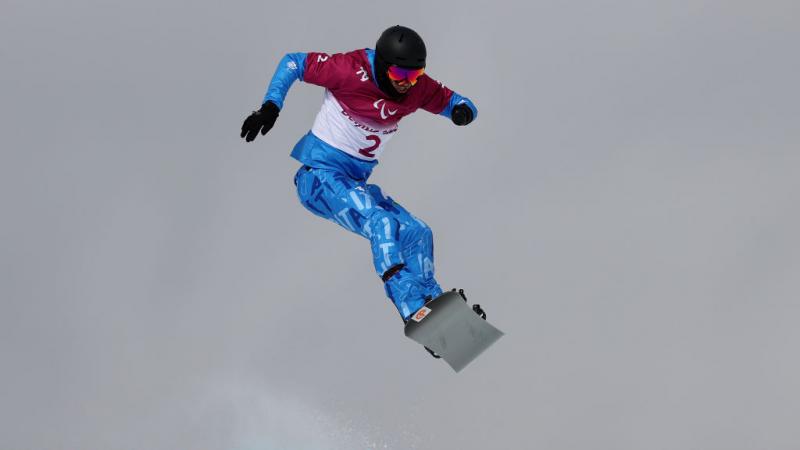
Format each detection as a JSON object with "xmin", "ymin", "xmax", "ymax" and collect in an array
[{"xmin": 358, "ymin": 135, "xmax": 381, "ymax": 158}]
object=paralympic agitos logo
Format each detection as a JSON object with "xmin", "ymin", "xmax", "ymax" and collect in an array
[{"xmin": 373, "ymin": 99, "xmax": 397, "ymax": 120}]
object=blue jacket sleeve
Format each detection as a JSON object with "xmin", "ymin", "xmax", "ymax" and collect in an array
[
  {"xmin": 262, "ymin": 52, "xmax": 308, "ymax": 110},
  {"xmin": 439, "ymin": 91, "xmax": 478, "ymax": 123}
]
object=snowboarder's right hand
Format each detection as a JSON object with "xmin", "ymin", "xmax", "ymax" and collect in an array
[{"xmin": 240, "ymin": 101, "xmax": 280, "ymax": 142}]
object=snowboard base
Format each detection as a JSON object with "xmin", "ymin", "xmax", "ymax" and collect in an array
[{"xmin": 404, "ymin": 290, "xmax": 504, "ymax": 372}]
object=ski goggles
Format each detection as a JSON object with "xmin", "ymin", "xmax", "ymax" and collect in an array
[{"xmin": 387, "ymin": 65, "xmax": 425, "ymax": 85}]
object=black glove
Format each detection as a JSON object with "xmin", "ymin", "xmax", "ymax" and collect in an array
[
  {"xmin": 451, "ymin": 103, "xmax": 474, "ymax": 126},
  {"xmin": 240, "ymin": 101, "xmax": 280, "ymax": 142}
]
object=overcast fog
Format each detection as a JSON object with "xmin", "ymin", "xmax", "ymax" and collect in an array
[{"xmin": 2, "ymin": 0, "xmax": 799, "ymax": 449}]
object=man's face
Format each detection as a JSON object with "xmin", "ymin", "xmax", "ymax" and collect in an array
[{"xmin": 391, "ymin": 78, "xmax": 412, "ymax": 94}]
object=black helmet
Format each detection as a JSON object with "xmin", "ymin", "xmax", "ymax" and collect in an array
[{"xmin": 375, "ymin": 25, "xmax": 426, "ymax": 69}]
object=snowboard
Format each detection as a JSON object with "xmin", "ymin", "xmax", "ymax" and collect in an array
[{"xmin": 404, "ymin": 290, "xmax": 504, "ymax": 372}]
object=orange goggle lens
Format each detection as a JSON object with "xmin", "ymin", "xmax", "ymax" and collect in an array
[{"xmin": 387, "ymin": 66, "xmax": 425, "ymax": 85}]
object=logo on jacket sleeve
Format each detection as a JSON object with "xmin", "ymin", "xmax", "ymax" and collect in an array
[{"xmin": 356, "ymin": 66, "xmax": 369, "ymax": 82}]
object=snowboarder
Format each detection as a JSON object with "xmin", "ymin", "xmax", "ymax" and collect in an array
[{"xmin": 240, "ymin": 25, "xmax": 480, "ymax": 334}]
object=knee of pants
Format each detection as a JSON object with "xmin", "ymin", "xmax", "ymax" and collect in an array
[
  {"xmin": 365, "ymin": 209, "xmax": 400, "ymax": 242},
  {"xmin": 295, "ymin": 166, "xmax": 312, "ymax": 201},
  {"xmin": 402, "ymin": 219, "xmax": 433, "ymax": 249},
  {"xmin": 295, "ymin": 168, "xmax": 329, "ymax": 220}
]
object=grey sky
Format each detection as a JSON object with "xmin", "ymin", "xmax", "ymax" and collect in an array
[{"xmin": 2, "ymin": 0, "xmax": 799, "ymax": 449}]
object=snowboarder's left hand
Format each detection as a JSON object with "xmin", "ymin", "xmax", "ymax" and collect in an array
[{"xmin": 451, "ymin": 103, "xmax": 474, "ymax": 126}]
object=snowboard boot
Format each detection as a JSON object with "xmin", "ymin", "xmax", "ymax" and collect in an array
[{"xmin": 399, "ymin": 295, "xmax": 443, "ymax": 359}]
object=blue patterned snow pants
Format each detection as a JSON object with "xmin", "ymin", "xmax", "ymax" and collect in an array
[{"xmin": 294, "ymin": 165, "xmax": 443, "ymax": 320}]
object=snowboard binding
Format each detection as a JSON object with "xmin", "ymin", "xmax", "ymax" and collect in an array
[
  {"xmin": 425, "ymin": 346, "xmax": 442, "ymax": 358},
  {"xmin": 452, "ymin": 288, "xmax": 487, "ymax": 320}
]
